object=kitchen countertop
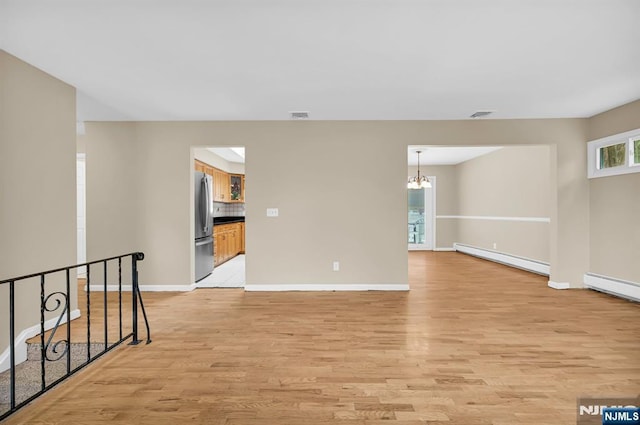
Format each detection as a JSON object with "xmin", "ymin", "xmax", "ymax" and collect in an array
[{"xmin": 213, "ymin": 216, "xmax": 245, "ymax": 225}]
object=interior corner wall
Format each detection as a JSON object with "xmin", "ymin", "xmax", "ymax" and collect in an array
[
  {"xmin": 0, "ymin": 50, "xmax": 77, "ymax": 353},
  {"xmin": 454, "ymin": 146, "xmax": 551, "ymax": 262},
  {"xmin": 550, "ymin": 125, "xmax": 590, "ymax": 287},
  {"xmin": 408, "ymin": 165, "xmax": 458, "ymax": 248},
  {"xmin": 586, "ymin": 99, "xmax": 640, "ymax": 283}
]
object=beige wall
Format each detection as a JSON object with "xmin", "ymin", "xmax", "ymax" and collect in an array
[
  {"xmin": 408, "ymin": 165, "xmax": 458, "ymax": 248},
  {"xmin": 130, "ymin": 122, "xmax": 408, "ymax": 286},
  {"xmin": 588, "ymin": 99, "xmax": 640, "ymax": 141},
  {"xmin": 81, "ymin": 122, "xmax": 139, "ymax": 260},
  {"xmin": 586, "ymin": 99, "xmax": 640, "ymax": 282},
  {"xmin": 588, "ymin": 174, "xmax": 639, "ymax": 282},
  {"xmin": 410, "ymin": 147, "xmax": 551, "ymax": 261},
  {"xmin": 0, "ymin": 50, "xmax": 77, "ymax": 353},
  {"xmin": 83, "ymin": 119, "xmax": 588, "ymax": 289},
  {"xmin": 455, "ymin": 146, "xmax": 551, "ymax": 262}
]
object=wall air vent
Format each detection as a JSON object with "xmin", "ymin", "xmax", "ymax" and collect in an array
[
  {"xmin": 290, "ymin": 111, "xmax": 309, "ymax": 120},
  {"xmin": 470, "ymin": 111, "xmax": 494, "ymax": 118}
]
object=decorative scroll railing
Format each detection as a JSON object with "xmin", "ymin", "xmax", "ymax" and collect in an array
[{"xmin": 0, "ymin": 252, "xmax": 151, "ymax": 421}]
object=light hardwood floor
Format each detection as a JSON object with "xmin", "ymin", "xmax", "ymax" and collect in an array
[{"xmin": 4, "ymin": 252, "xmax": 640, "ymax": 424}]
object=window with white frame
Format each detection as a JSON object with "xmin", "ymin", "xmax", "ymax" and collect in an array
[
  {"xmin": 631, "ymin": 136, "xmax": 640, "ymax": 167},
  {"xmin": 588, "ymin": 128, "xmax": 640, "ymax": 178}
]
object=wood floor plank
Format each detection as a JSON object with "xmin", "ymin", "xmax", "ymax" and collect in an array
[{"xmin": 3, "ymin": 252, "xmax": 639, "ymax": 424}]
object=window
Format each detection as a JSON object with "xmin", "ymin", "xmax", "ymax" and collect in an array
[
  {"xmin": 632, "ymin": 137, "xmax": 640, "ymax": 167},
  {"xmin": 598, "ymin": 143, "xmax": 626, "ymax": 169},
  {"xmin": 588, "ymin": 128, "xmax": 640, "ymax": 178}
]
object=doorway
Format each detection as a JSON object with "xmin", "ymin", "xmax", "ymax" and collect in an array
[
  {"xmin": 192, "ymin": 146, "xmax": 246, "ymax": 288},
  {"xmin": 408, "ymin": 176, "xmax": 436, "ymax": 251}
]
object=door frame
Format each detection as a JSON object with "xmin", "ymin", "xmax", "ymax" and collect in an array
[{"xmin": 408, "ymin": 175, "xmax": 436, "ymax": 251}]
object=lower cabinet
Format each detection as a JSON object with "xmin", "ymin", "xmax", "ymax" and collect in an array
[
  {"xmin": 213, "ymin": 222, "xmax": 244, "ymax": 267},
  {"xmin": 239, "ymin": 222, "xmax": 245, "ymax": 254}
]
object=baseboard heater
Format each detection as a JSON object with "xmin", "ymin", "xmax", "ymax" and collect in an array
[
  {"xmin": 453, "ymin": 243, "xmax": 550, "ymax": 276},
  {"xmin": 583, "ymin": 273, "xmax": 640, "ymax": 302}
]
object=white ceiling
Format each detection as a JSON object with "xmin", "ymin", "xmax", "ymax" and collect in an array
[
  {"xmin": 1, "ymin": 1, "xmax": 639, "ymax": 121},
  {"xmin": 408, "ymin": 146, "xmax": 502, "ymax": 165},
  {"xmin": 207, "ymin": 147, "xmax": 245, "ymax": 163}
]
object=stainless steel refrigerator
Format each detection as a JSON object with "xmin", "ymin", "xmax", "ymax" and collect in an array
[{"xmin": 194, "ymin": 171, "xmax": 214, "ymax": 281}]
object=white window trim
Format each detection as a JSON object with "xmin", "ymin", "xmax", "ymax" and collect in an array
[{"xmin": 587, "ymin": 127, "xmax": 640, "ymax": 179}]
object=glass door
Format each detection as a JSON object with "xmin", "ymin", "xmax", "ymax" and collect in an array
[{"xmin": 408, "ymin": 178, "xmax": 434, "ymax": 250}]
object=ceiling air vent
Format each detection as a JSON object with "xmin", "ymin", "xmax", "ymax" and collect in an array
[
  {"xmin": 470, "ymin": 111, "xmax": 494, "ymax": 118},
  {"xmin": 290, "ymin": 111, "xmax": 309, "ymax": 120}
]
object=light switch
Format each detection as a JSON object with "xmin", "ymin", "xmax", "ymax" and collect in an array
[{"xmin": 266, "ymin": 208, "xmax": 279, "ymax": 217}]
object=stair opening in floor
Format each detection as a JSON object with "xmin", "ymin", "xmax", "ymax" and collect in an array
[{"xmin": 0, "ymin": 252, "xmax": 151, "ymax": 421}]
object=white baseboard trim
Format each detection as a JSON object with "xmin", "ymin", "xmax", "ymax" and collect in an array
[
  {"xmin": 548, "ymin": 280, "xmax": 571, "ymax": 290},
  {"xmin": 584, "ymin": 273, "xmax": 640, "ymax": 302},
  {"xmin": 0, "ymin": 309, "xmax": 81, "ymax": 373},
  {"xmin": 85, "ymin": 284, "xmax": 196, "ymax": 292},
  {"xmin": 454, "ymin": 243, "xmax": 550, "ymax": 276},
  {"xmin": 196, "ymin": 282, "xmax": 244, "ymax": 288},
  {"xmin": 434, "ymin": 247, "xmax": 455, "ymax": 252},
  {"xmin": 244, "ymin": 284, "xmax": 410, "ymax": 292},
  {"xmin": 437, "ymin": 215, "xmax": 550, "ymax": 223}
]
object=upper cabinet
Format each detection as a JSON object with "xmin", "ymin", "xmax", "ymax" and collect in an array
[
  {"xmin": 229, "ymin": 174, "xmax": 244, "ymax": 202},
  {"xmin": 194, "ymin": 161, "xmax": 206, "ymax": 174},
  {"xmin": 195, "ymin": 160, "xmax": 243, "ymax": 203},
  {"xmin": 212, "ymin": 168, "xmax": 230, "ymax": 202}
]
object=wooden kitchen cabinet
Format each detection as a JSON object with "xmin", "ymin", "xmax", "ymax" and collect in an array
[
  {"xmin": 195, "ymin": 160, "xmax": 216, "ymax": 179},
  {"xmin": 213, "ymin": 228, "xmax": 229, "ymax": 266},
  {"xmin": 229, "ymin": 174, "xmax": 244, "ymax": 202},
  {"xmin": 213, "ymin": 232, "xmax": 221, "ymax": 265},
  {"xmin": 231, "ymin": 222, "xmax": 241, "ymax": 258},
  {"xmin": 230, "ymin": 225, "xmax": 238, "ymax": 258},
  {"xmin": 195, "ymin": 160, "xmax": 244, "ymax": 204},
  {"xmin": 239, "ymin": 222, "xmax": 245, "ymax": 254},
  {"xmin": 213, "ymin": 222, "xmax": 245, "ymax": 266},
  {"xmin": 212, "ymin": 169, "xmax": 230, "ymax": 202}
]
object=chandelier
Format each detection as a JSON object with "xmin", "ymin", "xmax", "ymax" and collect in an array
[{"xmin": 408, "ymin": 150, "xmax": 432, "ymax": 189}]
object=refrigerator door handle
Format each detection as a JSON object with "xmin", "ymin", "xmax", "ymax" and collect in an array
[
  {"xmin": 195, "ymin": 236, "xmax": 213, "ymax": 247},
  {"xmin": 200, "ymin": 176, "xmax": 207, "ymax": 234},
  {"xmin": 205, "ymin": 175, "xmax": 211, "ymax": 234}
]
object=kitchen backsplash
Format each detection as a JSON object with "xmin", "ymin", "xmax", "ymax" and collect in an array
[{"xmin": 213, "ymin": 202, "xmax": 245, "ymax": 217}]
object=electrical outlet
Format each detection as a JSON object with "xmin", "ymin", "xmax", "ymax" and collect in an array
[
  {"xmin": 493, "ymin": 242, "xmax": 497, "ymax": 250},
  {"xmin": 333, "ymin": 261, "xmax": 340, "ymax": 271},
  {"xmin": 266, "ymin": 208, "xmax": 279, "ymax": 217}
]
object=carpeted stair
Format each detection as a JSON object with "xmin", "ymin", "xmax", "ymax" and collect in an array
[{"xmin": 0, "ymin": 341, "xmax": 106, "ymax": 416}]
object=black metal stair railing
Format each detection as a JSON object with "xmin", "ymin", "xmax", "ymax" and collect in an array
[{"xmin": 0, "ymin": 252, "xmax": 151, "ymax": 421}]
